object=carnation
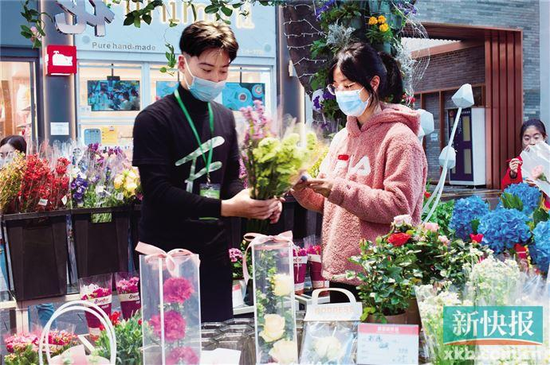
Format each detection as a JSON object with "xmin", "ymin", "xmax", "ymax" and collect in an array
[
  {"xmin": 228, "ymin": 248, "xmax": 243, "ymax": 263},
  {"xmin": 149, "ymin": 310, "xmax": 187, "ymax": 342},
  {"xmin": 163, "ymin": 277, "xmax": 194, "ymax": 304},
  {"xmin": 307, "ymin": 245, "xmax": 321, "ymax": 255},
  {"xmin": 166, "ymin": 346, "xmax": 199, "ymax": 365},
  {"xmin": 450, "ymin": 196, "xmax": 490, "ymax": 240}
]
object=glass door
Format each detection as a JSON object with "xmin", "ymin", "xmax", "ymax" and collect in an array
[{"xmin": 0, "ymin": 60, "xmax": 37, "ymax": 147}]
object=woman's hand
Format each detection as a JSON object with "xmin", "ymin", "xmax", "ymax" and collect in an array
[
  {"xmin": 305, "ymin": 178, "xmax": 334, "ymax": 198},
  {"xmin": 509, "ymin": 158, "xmax": 522, "ymax": 178}
]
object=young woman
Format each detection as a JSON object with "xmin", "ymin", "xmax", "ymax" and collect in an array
[
  {"xmin": 293, "ymin": 42, "xmax": 427, "ymax": 302},
  {"xmin": 0, "ymin": 135, "xmax": 27, "ymax": 166},
  {"xmin": 502, "ymin": 119, "xmax": 548, "ymax": 190}
]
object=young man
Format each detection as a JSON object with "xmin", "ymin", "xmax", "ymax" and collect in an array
[{"xmin": 133, "ymin": 21, "xmax": 281, "ymax": 321}]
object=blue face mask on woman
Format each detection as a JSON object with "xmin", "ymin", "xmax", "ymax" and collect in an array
[
  {"xmin": 183, "ymin": 58, "xmax": 226, "ymax": 102},
  {"xmin": 335, "ymin": 88, "xmax": 371, "ymax": 117}
]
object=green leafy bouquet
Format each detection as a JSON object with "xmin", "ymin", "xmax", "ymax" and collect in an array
[{"xmin": 240, "ymin": 100, "xmax": 321, "ymax": 234}]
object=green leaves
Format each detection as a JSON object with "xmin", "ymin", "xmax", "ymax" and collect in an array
[{"xmin": 500, "ymin": 192, "xmax": 524, "ymax": 211}]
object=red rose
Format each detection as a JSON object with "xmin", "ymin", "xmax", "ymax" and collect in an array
[
  {"xmin": 388, "ymin": 233, "xmax": 411, "ymax": 247},
  {"xmin": 424, "ymin": 191, "xmax": 431, "ymax": 199},
  {"xmin": 470, "ymin": 234, "xmax": 483, "ymax": 243}
]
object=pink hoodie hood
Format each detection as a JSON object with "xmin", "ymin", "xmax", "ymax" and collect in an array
[{"xmin": 293, "ymin": 103, "xmax": 427, "ymax": 285}]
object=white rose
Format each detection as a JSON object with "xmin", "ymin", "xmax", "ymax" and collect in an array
[
  {"xmin": 273, "ymin": 274, "xmax": 293, "ymax": 297},
  {"xmin": 393, "ymin": 214, "xmax": 412, "ymax": 227},
  {"xmin": 260, "ymin": 314, "xmax": 285, "ymax": 342},
  {"xmin": 268, "ymin": 339, "xmax": 298, "ymax": 365},
  {"xmin": 314, "ymin": 336, "xmax": 342, "ymax": 361}
]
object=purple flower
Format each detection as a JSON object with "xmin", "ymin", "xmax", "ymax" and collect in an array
[
  {"xmin": 315, "ymin": 0, "xmax": 336, "ymax": 19},
  {"xmin": 313, "ymin": 96, "xmax": 322, "ymax": 111},
  {"xmin": 323, "ymin": 90, "xmax": 335, "ymax": 100}
]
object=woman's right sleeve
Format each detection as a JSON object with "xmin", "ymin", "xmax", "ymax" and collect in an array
[{"xmin": 501, "ymin": 167, "xmax": 522, "ymax": 190}]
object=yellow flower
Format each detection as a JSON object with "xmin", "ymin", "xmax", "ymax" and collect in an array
[
  {"xmin": 125, "ymin": 182, "xmax": 138, "ymax": 194},
  {"xmin": 377, "ymin": 15, "xmax": 386, "ymax": 24},
  {"xmin": 259, "ymin": 314, "xmax": 285, "ymax": 342},
  {"xmin": 368, "ymin": 16, "xmax": 378, "ymax": 25},
  {"xmin": 379, "ymin": 23, "xmax": 390, "ymax": 32},
  {"xmin": 268, "ymin": 340, "xmax": 298, "ymax": 365},
  {"xmin": 127, "ymin": 169, "xmax": 138, "ymax": 181},
  {"xmin": 272, "ymin": 274, "xmax": 293, "ymax": 296},
  {"xmin": 113, "ymin": 176, "xmax": 123, "ymax": 190}
]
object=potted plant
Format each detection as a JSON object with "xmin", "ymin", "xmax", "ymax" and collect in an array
[
  {"xmin": 95, "ymin": 312, "xmax": 143, "ymax": 365},
  {"xmin": 347, "ymin": 236, "xmax": 422, "ymax": 324}
]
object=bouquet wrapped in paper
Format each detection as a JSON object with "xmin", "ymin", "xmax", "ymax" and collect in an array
[
  {"xmin": 307, "ymin": 245, "xmax": 329, "ymax": 292},
  {"xmin": 137, "ymin": 242, "xmax": 201, "ymax": 365},
  {"xmin": 520, "ymin": 142, "xmax": 550, "ymax": 196},
  {"xmin": 115, "ymin": 272, "xmax": 141, "ymax": 320},
  {"xmin": 239, "ymin": 101, "xmax": 324, "ymax": 234},
  {"xmin": 245, "ymin": 231, "xmax": 298, "ymax": 364},
  {"xmin": 79, "ymin": 274, "xmax": 113, "ymax": 337},
  {"xmin": 293, "ymin": 246, "xmax": 308, "ymax": 295}
]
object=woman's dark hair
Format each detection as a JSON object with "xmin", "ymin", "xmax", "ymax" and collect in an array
[
  {"xmin": 328, "ymin": 42, "xmax": 403, "ymax": 104},
  {"xmin": 520, "ymin": 119, "xmax": 547, "ymax": 142},
  {"xmin": 0, "ymin": 135, "xmax": 27, "ymax": 154}
]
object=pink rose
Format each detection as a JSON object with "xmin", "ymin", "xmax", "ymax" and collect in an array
[
  {"xmin": 532, "ymin": 165, "xmax": 544, "ymax": 179},
  {"xmin": 149, "ymin": 310, "xmax": 186, "ymax": 342},
  {"xmin": 393, "ymin": 214, "xmax": 413, "ymax": 227},
  {"xmin": 423, "ymin": 222, "xmax": 439, "ymax": 233},
  {"xmin": 163, "ymin": 277, "xmax": 194, "ymax": 304},
  {"xmin": 167, "ymin": 346, "xmax": 199, "ymax": 365},
  {"xmin": 438, "ymin": 235, "xmax": 450, "ymax": 246}
]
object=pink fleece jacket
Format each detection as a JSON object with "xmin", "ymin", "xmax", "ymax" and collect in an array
[{"xmin": 293, "ymin": 103, "xmax": 427, "ymax": 285}]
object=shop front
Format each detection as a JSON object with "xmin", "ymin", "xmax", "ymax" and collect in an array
[{"xmin": 74, "ymin": 0, "xmax": 277, "ymax": 150}]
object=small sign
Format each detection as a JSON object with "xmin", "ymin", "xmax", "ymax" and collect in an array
[
  {"xmin": 46, "ymin": 45, "xmax": 77, "ymax": 75},
  {"xmin": 357, "ymin": 323, "xmax": 419, "ymax": 365},
  {"xmin": 51, "ymin": 122, "xmax": 70, "ymax": 136},
  {"xmin": 101, "ymin": 126, "xmax": 118, "ymax": 145}
]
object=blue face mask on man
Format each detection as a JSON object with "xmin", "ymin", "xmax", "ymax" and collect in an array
[
  {"xmin": 335, "ymin": 88, "xmax": 371, "ymax": 117},
  {"xmin": 183, "ymin": 58, "xmax": 226, "ymax": 102}
]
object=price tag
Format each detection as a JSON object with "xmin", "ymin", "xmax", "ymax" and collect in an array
[
  {"xmin": 38, "ymin": 198, "xmax": 48, "ymax": 206},
  {"xmin": 357, "ymin": 323, "xmax": 419, "ymax": 365},
  {"xmin": 116, "ymin": 192, "xmax": 124, "ymax": 201},
  {"xmin": 61, "ymin": 196, "xmax": 68, "ymax": 205},
  {"xmin": 95, "ymin": 185, "xmax": 105, "ymax": 194}
]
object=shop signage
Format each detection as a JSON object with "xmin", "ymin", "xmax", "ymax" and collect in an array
[
  {"xmin": 75, "ymin": 0, "xmax": 276, "ymax": 59},
  {"xmin": 55, "ymin": 0, "xmax": 115, "ymax": 36},
  {"xmin": 46, "ymin": 45, "xmax": 78, "ymax": 75}
]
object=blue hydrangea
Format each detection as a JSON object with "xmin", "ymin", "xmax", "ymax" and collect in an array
[
  {"xmin": 478, "ymin": 209, "xmax": 531, "ymax": 254},
  {"xmin": 498, "ymin": 183, "xmax": 542, "ymax": 216},
  {"xmin": 531, "ymin": 221, "xmax": 550, "ymax": 273},
  {"xmin": 450, "ymin": 196, "xmax": 490, "ymax": 240}
]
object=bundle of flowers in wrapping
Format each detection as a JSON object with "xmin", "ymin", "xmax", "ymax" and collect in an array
[
  {"xmin": 137, "ymin": 242, "xmax": 200, "ymax": 365},
  {"xmin": 115, "ymin": 272, "xmax": 141, "ymax": 320},
  {"xmin": 307, "ymin": 245, "xmax": 329, "ymax": 292},
  {"xmin": 79, "ymin": 274, "xmax": 113, "ymax": 337},
  {"xmin": 240, "ymin": 100, "xmax": 323, "ymax": 234},
  {"xmin": 299, "ymin": 289, "xmax": 362, "ymax": 365},
  {"xmin": 247, "ymin": 231, "xmax": 298, "ymax": 365},
  {"xmin": 293, "ymin": 246, "xmax": 308, "ymax": 295}
]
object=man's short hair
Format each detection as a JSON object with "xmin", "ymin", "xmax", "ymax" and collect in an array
[{"xmin": 179, "ymin": 21, "xmax": 239, "ymax": 61}]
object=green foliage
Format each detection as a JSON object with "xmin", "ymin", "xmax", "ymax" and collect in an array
[
  {"xmin": 423, "ymin": 200, "xmax": 455, "ymax": 237},
  {"xmin": 19, "ymin": 0, "xmax": 52, "ymax": 48},
  {"xmin": 4, "ymin": 346, "xmax": 39, "ymax": 365},
  {"xmin": 95, "ymin": 315, "xmax": 143, "ymax": 365},
  {"xmin": 348, "ymin": 239, "xmax": 422, "ymax": 321},
  {"xmin": 500, "ymin": 192, "xmax": 524, "ymax": 212}
]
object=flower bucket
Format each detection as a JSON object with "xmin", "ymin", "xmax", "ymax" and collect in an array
[
  {"xmin": 232, "ymin": 279, "xmax": 246, "ymax": 308},
  {"xmin": 2, "ymin": 210, "xmax": 70, "ymax": 301},
  {"xmin": 79, "ymin": 274, "xmax": 113, "ymax": 337},
  {"xmin": 71, "ymin": 207, "xmax": 130, "ymax": 278},
  {"xmin": 293, "ymin": 256, "xmax": 308, "ymax": 295},
  {"xmin": 115, "ymin": 272, "xmax": 141, "ymax": 319}
]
